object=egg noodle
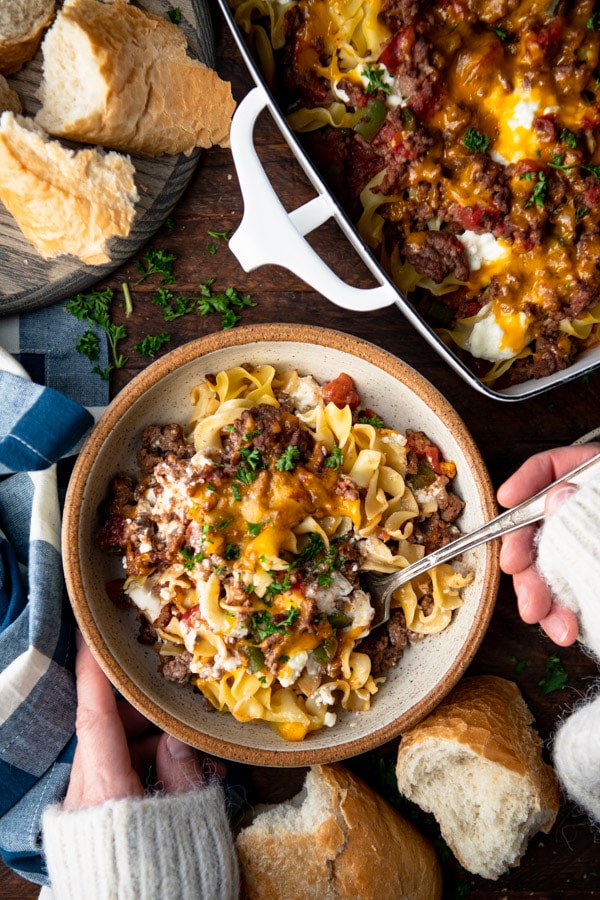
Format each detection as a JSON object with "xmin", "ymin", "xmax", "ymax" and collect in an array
[
  {"xmin": 229, "ymin": 0, "xmax": 600, "ymax": 385},
  {"xmin": 99, "ymin": 366, "xmax": 470, "ymax": 741}
]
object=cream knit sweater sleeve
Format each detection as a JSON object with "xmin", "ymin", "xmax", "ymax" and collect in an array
[
  {"xmin": 536, "ymin": 479, "xmax": 600, "ymax": 824},
  {"xmin": 41, "ymin": 783, "xmax": 239, "ymax": 900}
]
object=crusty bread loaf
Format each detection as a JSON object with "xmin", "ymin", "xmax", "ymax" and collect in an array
[
  {"xmin": 0, "ymin": 111, "xmax": 138, "ymax": 265},
  {"xmin": 35, "ymin": 0, "xmax": 235, "ymax": 157},
  {"xmin": 0, "ymin": 0, "xmax": 55, "ymax": 75},
  {"xmin": 395, "ymin": 675, "xmax": 560, "ymax": 880},
  {"xmin": 236, "ymin": 763, "xmax": 442, "ymax": 900},
  {"xmin": 0, "ymin": 75, "xmax": 21, "ymax": 114}
]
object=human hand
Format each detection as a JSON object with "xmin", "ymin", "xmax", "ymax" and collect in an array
[
  {"xmin": 497, "ymin": 443, "xmax": 600, "ymax": 647},
  {"xmin": 63, "ymin": 634, "xmax": 226, "ymax": 811}
]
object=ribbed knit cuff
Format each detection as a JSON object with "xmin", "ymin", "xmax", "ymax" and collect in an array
[
  {"xmin": 536, "ymin": 479, "xmax": 600, "ymax": 657},
  {"xmin": 42, "ymin": 784, "xmax": 239, "ymax": 900}
]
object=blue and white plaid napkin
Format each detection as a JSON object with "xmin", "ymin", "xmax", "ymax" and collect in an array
[{"xmin": 0, "ymin": 300, "xmax": 106, "ymax": 885}]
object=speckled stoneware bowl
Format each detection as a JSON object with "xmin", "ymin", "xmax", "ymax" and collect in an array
[{"xmin": 63, "ymin": 324, "xmax": 500, "ymax": 767}]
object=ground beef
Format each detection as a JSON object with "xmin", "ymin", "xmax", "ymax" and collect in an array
[
  {"xmin": 404, "ymin": 231, "xmax": 470, "ymax": 283},
  {"xmin": 222, "ymin": 404, "xmax": 315, "ymax": 465},
  {"xmin": 160, "ymin": 652, "xmax": 193, "ymax": 684},
  {"xmin": 358, "ymin": 608, "xmax": 409, "ymax": 675},
  {"xmin": 137, "ymin": 424, "xmax": 194, "ymax": 474}
]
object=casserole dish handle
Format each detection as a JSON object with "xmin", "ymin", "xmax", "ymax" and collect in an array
[{"xmin": 229, "ymin": 88, "xmax": 398, "ymax": 313}]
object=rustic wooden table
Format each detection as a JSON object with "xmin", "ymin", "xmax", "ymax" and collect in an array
[{"xmin": 2, "ymin": 7, "xmax": 600, "ymax": 898}]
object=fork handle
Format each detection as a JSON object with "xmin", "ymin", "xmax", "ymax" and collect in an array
[{"xmin": 377, "ymin": 450, "xmax": 600, "ymax": 593}]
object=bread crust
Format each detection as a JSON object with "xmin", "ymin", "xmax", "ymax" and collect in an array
[
  {"xmin": 395, "ymin": 675, "xmax": 560, "ymax": 879},
  {"xmin": 0, "ymin": 111, "xmax": 138, "ymax": 265},
  {"xmin": 236, "ymin": 763, "xmax": 443, "ymax": 900},
  {"xmin": 0, "ymin": 1, "xmax": 55, "ymax": 75},
  {"xmin": 35, "ymin": 0, "xmax": 235, "ymax": 157},
  {"xmin": 0, "ymin": 75, "xmax": 22, "ymax": 114}
]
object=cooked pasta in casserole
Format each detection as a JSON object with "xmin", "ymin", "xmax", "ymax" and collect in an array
[
  {"xmin": 229, "ymin": 0, "xmax": 600, "ymax": 387},
  {"xmin": 97, "ymin": 366, "xmax": 471, "ymax": 740}
]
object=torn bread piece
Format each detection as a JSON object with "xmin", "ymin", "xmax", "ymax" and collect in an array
[
  {"xmin": 236, "ymin": 763, "xmax": 442, "ymax": 900},
  {"xmin": 0, "ymin": 111, "xmax": 138, "ymax": 265},
  {"xmin": 35, "ymin": 0, "xmax": 235, "ymax": 157},
  {"xmin": 395, "ymin": 675, "xmax": 560, "ymax": 880},
  {"xmin": 0, "ymin": 0, "xmax": 55, "ymax": 75}
]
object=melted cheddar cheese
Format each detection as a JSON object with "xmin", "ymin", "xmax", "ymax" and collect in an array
[{"xmin": 231, "ymin": 0, "xmax": 600, "ymax": 384}]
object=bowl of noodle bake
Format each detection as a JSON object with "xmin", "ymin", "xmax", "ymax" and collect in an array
[{"xmin": 63, "ymin": 324, "xmax": 500, "ymax": 766}]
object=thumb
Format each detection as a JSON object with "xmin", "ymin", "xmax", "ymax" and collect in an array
[
  {"xmin": 545, "ymin": 483, "xmax": 578, "ymax": 517},
  {"xmin": 155, "ymin": 734, "xmax": 208, "ymax": 794}
]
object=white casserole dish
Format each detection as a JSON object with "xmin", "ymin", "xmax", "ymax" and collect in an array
[{"xmin": 217, "ymin": 0, "xmax": 600, "ymax": 402}]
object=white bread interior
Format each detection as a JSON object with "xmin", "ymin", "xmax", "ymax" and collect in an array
[
  {"xmin": 395, "ymin": 675, "xmax": 560, "ymax": 880},
  {"xmin": 0, "ymin": 0, "xmax": 55, "ymax": 75},
  {"xmin": 35, "ymin": 0, "xmax": 235, "ymax": 157},
  {"xmin": 0, "ymin": 110, "xmax": 138, "ymax": 265},
  {"xmin": 236, "ymin": 762, "xmax": 443, "ymax": 900},
  {"xmin": 0, "ymin": 74, "xmax": 21, "ymax": 114}
]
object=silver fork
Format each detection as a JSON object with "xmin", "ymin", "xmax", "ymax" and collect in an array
[{"xmin": 361, "ymin": 450, "xmax": 600, "ymax": 632}]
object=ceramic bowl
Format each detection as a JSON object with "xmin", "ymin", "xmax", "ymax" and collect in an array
[{"xmin": 62, "ymin": 324, "xmax": 500, "ymax": 766}]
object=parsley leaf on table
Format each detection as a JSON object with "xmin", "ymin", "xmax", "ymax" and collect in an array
[
  {"xmin": 65, "ymin": 289, "xmax": 128, "ymax": 379},
  {"xmin": 134, "ymin": 248, "xmax": 177, "ymax": 285},
  {"xmin": 133, "ymin": 333, "xmax": 171, "ymax": 358},
  {"xmin": 539, "ymin": 653, "xmax": 568, "ymax": 695}
]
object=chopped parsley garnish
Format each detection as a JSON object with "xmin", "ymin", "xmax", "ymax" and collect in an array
[
  {"xmin": 520, "ymin": 170, "xmax": 548, "ymax": 208},
  {"xmin": 231, "ymin": 484, "xmax": 242, "ymax": 501},
  {"xmin": 463, "ymin": 127, "xmax": 491, "ymax": 155},
  {"xmin": 325, "ymin": 444, "xmax": 343, "ymax": 469},
  {"xmin": 251, "ymin": 607, "xmax": 299, "ymax": 640},
  {"xmin": 236, "ymin": 450, "xmax": 265, "ymax": 484},
  {"xmin": 239, "ymin": 447, "xmax": 263, "ymax": 469},
  {"xmin": 291, "ymin": 533, "xmax": 326, "ymax": 569},
  {"xmin": 548, "ymin": 154, "xmax": 600, "ymax": 179},
  {"xmin": 559, "ymin": 128, "xmax": 578, "ymax": 149},
  {"xmin": 576, "ymin": 206, "xmax": 590, "ymax": 221},
  {"xmin": 197, "ymin": 279, "xmax": 255, "ymax": 330},
  {"xmin": 134, "ymin": 248, "xmax": 177, "ymax": 285},
  {"xmin": 151, "ymin": 288, "xmax": 197, "ymax": 321},
  {"xmin": 75, "ymin": 330, "xmax": 101, "ymax": 362},
  {"xmin": 587, "ymin": 11, "xmax": 600, "ymax": 29},
  {"xmin": 539, "ymin": 653, "xmax": 568, "ymax": 695},
  {"xmin": 66, "ymin": 289, "xmax": 127, "ymax": 379},
  {"xmin": 494, "ymin": 25, "xmax": 508, "ymax": 40},
  {"xmin": 363, "ymin": 63, "xmax": 391, "ymax": 96},
  {"xmin": 247, "ymin": 521, "xmax": 266, "ymax": 536},
  {"xmin": 510, "ymin": 655, "xmax": 527, "ymax": 675},
  {"xmin": 317, "ymin": 574, "xmax": 335, "ymax": 588},
  {"xmin": 358, "ymin": 413, "xmax": 384, "ymax": 428},
  {"xmin": 207, "ymin": 229, "xmax": 231, "ymax": 242},
  {"xmin": 276, "ymin": 445, "xmax": 301, "ymax": 471},
  {"xmin": 264, "ymin": 572, "xmax": 293, "ymax": 598},
  {"xmin": 181, "ymin": 547, "xmax": 204, "ymax": 570},
  {"xmin": 166, "ymin": 7, "xmax": 181, "ymax": 24},
  {"xmin": 224, "ymin": 543, "xmax": 241, "ymax": 560},
  {"xmin": 133, "ymin": 333, "xmax": 171, "ymax": 358}
]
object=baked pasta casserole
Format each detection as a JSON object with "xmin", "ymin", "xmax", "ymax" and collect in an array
[
  {"xmin": 97, "ymin": 366, "xmax": 471, "ymax": 740},
  {"xmin": 229, "ymin": 0, "xmax": 600, "ymax": 386}
]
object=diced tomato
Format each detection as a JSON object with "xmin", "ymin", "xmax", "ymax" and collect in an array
[
  {"xmin": 322, "ymin": 373, "xmax": 360, "ymax": 410},
  {"xmin": 378, "ymin": 26, "xmax": 416, "ymax": 73},
  {"xmin": 424, "ymin": 445, "xmax": 442, "ymax": 474},
  {"xmin": 450, "ymin": 202, "xmax": 500, "ymax": 232}
]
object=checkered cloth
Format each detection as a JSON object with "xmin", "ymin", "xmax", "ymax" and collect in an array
[{"xmin": 0, "ymin": 301, "xmax": 107, "ymax": 885}]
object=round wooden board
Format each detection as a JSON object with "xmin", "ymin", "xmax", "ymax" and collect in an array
[{"xmin": 0, "ymin": 0, "xmax": 214, "ymax": 316}]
